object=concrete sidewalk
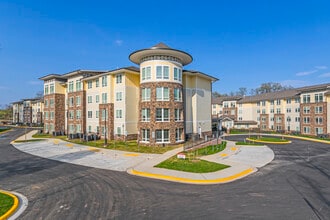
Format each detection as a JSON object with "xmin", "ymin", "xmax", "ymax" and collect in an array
[{"xmin": 12, "ymin": 130, "xmax": 274, "ymax": 184}]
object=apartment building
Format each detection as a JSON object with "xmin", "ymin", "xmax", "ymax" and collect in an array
[
  {"xmin": 212, "ymin": 83, "xmax": 330, "ymax": 136},
  {"xmin": 39, "ymin": 43, "xmax": 217, "ymax": 145},
  {"xmin": 12, "ymin": 98, "xmax": 44, "ymax": 125}
]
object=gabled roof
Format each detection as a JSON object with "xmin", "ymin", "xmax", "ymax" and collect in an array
[
  {"xmin": 296, "ymin": 83, "xmax": 330, "ymax": 93},
  {"xmin": 238, "ymin": 89, "xmax": 299, "ymax": 103},
  {"xmin": 183, "ymin": 70, "xmax": 218, "ymax": 82},
  {"xmin": 212, "ymin": 96, "xmax": 242, "ymax": 104},
  {"xmin": 39, "ymin": 74, "xmax": 66, "ymax": 81}
]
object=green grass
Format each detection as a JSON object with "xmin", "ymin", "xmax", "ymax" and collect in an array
[
  {"xmin": 235, "ymin": 141, "xmax": 264, "ymax": 146},
  {"xmin": 249, "ymin": 136, "xmax": 289, "ymax": 142},
  {"xmin": 155, "ymin": 156, "xmax": 230, "ymax": 173},
  {"xmin": 0, "ymin": 192, "xmax": 14, "ymax": 216},
  {"xmin": 32, "ymin": 133, "xmax": 53, "ymax": 138},
  {"xmin": 230, "ymin": 129, "xmax": 249, "ymax": 134},
  {"xmin": 14, "ymin": 139, "xmax": 46, "ymax": 143},
  {"xmin": 0, "ymin": 128, "xmax": 10, "ymax": 133},
  {"xmin": 193, "ymin": 142, "xmax": 227, "ymax": 156}
]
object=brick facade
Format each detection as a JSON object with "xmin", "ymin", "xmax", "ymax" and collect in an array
[
  {"xmin": 99, "ymin": 103, "xmax": 114, "ymax": 140},
  {"xmin": 67, "ymin": 91, "xmax": 86, "ymax": 134},
  {"xmin": 300, "ymin": 102, "xmax": 327, "ymax": 135},
  {"xmin": 44, "ymin": 93, "xmax": 65, "ymax": 133},
  {"xmin": 260, "ymin": 114, "xmax": 269, "ymax": 130}
]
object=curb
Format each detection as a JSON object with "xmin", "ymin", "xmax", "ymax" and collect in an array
[
  {"xmin": 283, "ymin": 135, "xmax": 330, "ymax": 144},
  {"xmin": 245, "ymin": 138, "xmax": 291, "ymax": 144},
  {"xmin": 0, "ymin": 191, "xmax": 19, "ymax": 220},
  {"xmin": 128, "ymin": 168, "xmax": 256, "ymax": 185}
]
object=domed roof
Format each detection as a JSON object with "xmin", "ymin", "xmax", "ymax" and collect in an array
[{"xmin": 129, "ymin": 42, "xmax": 193, "ymax": 66}]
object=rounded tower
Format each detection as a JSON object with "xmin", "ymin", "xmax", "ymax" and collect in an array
[{"xmin": 129, "ymin": 43, "xmax": 192, "ymax": 145}]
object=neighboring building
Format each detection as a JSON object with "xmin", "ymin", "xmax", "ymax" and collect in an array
[
  {"xmin": 212, "ymin": 83, "xmax": 330, "ymax": 136},
  {"xmin": 12, "ymin": 98, "xmax": 44, "ymax": 126},
  {"xmin": 39, "ymin": 43, "xmax": 218, "ymax": 144}
]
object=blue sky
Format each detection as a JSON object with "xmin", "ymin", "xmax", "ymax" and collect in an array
[{"xmin": 0, "ymin": 0, "xmax": 330, "ymax": 107}]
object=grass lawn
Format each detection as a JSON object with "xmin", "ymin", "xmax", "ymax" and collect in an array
[
  {"xmin": 235, "ymin": 141, "xmax": 264, "ymax": 146},
  {"xmin": 191, "ymin": 142, "xmax": 227, "ymax": 156},
  {"xmin": 0, "ymin": 128, "xmax": 10, "ymax": 133},
  {"xmin": 155, "ymin": 156, "xmax": 230, "ymax": 173},
  {"xmin": 32, "ymin": 133, "xmax": 53, "ymax": 138},
  {"xmin": 14, "ymin": 139, "xmax": 46, "ymax": 143},
  {"xmin": 0, "ymin": 192, "xmax": 14, "ymax": 216},
  {"xmin": 230, "ymin": 130, "xmax": 249, "ymax": 134},
  {"xmin": 249, "ymin": 136, "xmax": 289, "ymax": 142}
]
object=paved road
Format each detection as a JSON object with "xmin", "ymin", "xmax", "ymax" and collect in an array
[{"xmin": 0, "ymin": 129, "xmax": 329, "ymax": 219}]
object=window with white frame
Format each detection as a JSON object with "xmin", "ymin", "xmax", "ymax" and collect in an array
[
  {"xmin": 50, "ymin": 98, "xmax": 55, "ymax": 107},
  {"xmin": 87, "ymin": 81, "xmax": 92, "ymax": 89},
  {"xmin": 156, "ymin": 129, "xmax": 169, "ymax": 142},
  {"xmin": 176, "ymin": 128, "xmax": 183, "ymax": 141},
  {"xmin": 286, "ymin": 108, "xmax": 291, "ymax": 113},
  {"xmin": 295, "ymin": 117, "xmax": 300, "ymax": 122},
  {"xmin": 87, "ymin": 96, "xmax": 92, "ymax": 103},
  {"xmin": 156, "ymin": 66, "xmax": 169, "ymax": 79},
  {"xmin": 95, "ymin": 79, "xmax": 99, "ymax": 87},
  {"xmin": 142, "ymin": 67, "xmax": 151, "ymax": 81},
  {"xmin": 88, "ymin": 111, "xmax": 92, "ymax": 118},
  {"xmin": 116, "ymin": 74, "xmax": 122, "ymax": 84},
  {"xmin": 276, "ymin": 108, "xmax": 281, "ymax": 114},
  {"xmin": 76, "ymin": 124, "xmax": 81, "ymax": 133},
  {"xmin": 141, "ymin": 129, "xmax": 150, "ymax": 142},
  {"xmin": 102, "ymin": 76, "xmax": 107, "ymax": 87},
  {"xmin": 315, "ymin": 106, "xmax": 323, "ymax": 114},
  {"xmin": 303, "ymin": 94, "xmax": 310, "ymax": 103},
  {"xmin": 102, "ymin": 93, "xmax": 107, "ymax": 104},
  {"xmin": 295, "ymin": 107, "xmax": 300, "ymax": 113},
  {"xmin": 76, "ymin": 80, "xmax": 82, "ymax": 91},
  {"xmin": 156, "ymin": 87, "xmax": 169, "ymax": 101},
  {"xmin": 174, "ymin": 67, "xmax": 182, "ymax": 81},
  {"xmin": 270, "ymin": 108, "xmax": 274, "ymax": 113},
  {"xmin": 117, "ymin": 127, "xmax": 122, "ymax": 135},
  {"xmin": 174, "ymin": 88, "xmax": 182, "ymax": 101},
  {"xmin": 303, "ymin": 126, "xmax": 310, "ymax": 134},
  {"xmin": 315, "ymin": 93, "xmax": 323, "ymax": 103},
  {"xmin": 69, "ymin": 110, "xmax": 74, "ymax": 119},
  {"xmin": 44, "ymin": 112, "xmax": 49, "ymax": 119},
  {"xmin": 303, "ymin": 117, "xmax": 310, "ymax": 124},
  {"xmin": 295, "ymin": 97, "xmax": 300, "ymax": 103},
  {"xmin": 315, "ymin": 117, "xmax": 323, "ymax": 124},
  {"xmin": 116, "ymin": 109, "xmax": 122, "ymax": 118},
  {"xmin": 44, "ymin": 85, "xmax": 49, "ymax": 95},
  {"xmin": 69, "ymin": 97, "xmax": 74, "ymax": 107},
  {"xmin": 76, "ymin": 110, "xmax": 81, "ymax": 119},
  {"xmin": 116, "ymin": 92, "xmax": 122, "ymax": 101},
  {"xmin": 88, "ymin": 126, "xmax": 92, "ymax": 133},
  {"xmin": 96, "ymin": 110, "xmax": 99, "ymax": 118},
  {"xmin": 101, "ymin": 109, "xmax": 107, "ymax": 120},
  {"xmin": 50, "ymin": 111, "xmax": 54, "ymax": 120},
  {"xmin": 50, "ymin": 83, "xmax": 54, "ymax": 94},
  {"xmin": 141, "ymin": 88, "xmax": 151, "ymax": 101},
  {"xmin": 303, "ymin": 106, "xmax": 310, "ymax": 114},
  {"xmin": 276, "ymin": 99, "xmax": 281, "ymax": 105},
  {"xmin": 156, "ymin": 108, "xmax": 169, "ymax": 121},
  {"xmin": 95, "ymin": 95, "xmax": 99, "ymax": 103},
  {"xmin": 315, "ymin": 127, "xmax": 323, "ymax": 134},
  {"xmin": 76, "ymin": 96, "xmax": 81, "ymax": 106},
  {"xmin": 141, "ymin": 108, "xmax": 150, "ymax": 121},
  {"xmin": 68, "ymin": 81, "xmax": 74, "ymax": 92},
  {"xmin": 286, "ymin": 99, "xmax": 291, "ymax": 104},
  {"xmin": 174, "ymin": 109, "xmax": 182, "ymax": 121}
]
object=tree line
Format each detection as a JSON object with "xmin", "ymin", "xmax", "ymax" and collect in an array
[{"xmin": 213, "ymin": 82, "xmax": 293, "ymax": 97}]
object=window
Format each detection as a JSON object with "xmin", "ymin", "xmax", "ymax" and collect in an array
[
  {"xmin": 96, "ymin": 110, "xmax": 99, "ymax": 118},
  {"xmin": 176, "ymin": 128, "xmax": 183, "ymax": 141},
  {"xmin": 286, "ymin": 99, "xmax": 291, "ymax": 104},
  {"xmin": 156, "ymin": 108, "xmax": 169, "ymax": 121},
  {"xmin": 44, "ymin": 112, "xmax": 49, "ymax": 120},
  {"xmin": 76, "ymin": 96, "xmax": 81, "ymax": 106},
  {"xmin": 117, "ymin": 127, "xmax": 121, "ymax": 135},
  {"xmin": 101, "ymin": 76, "xmax": 107, "ymax": 87},
  {"xmin": 212, "ymin": 104, "xmax": 216, "ymax": 109},
  {"xmin": 156, "ymin": 129, "xmax": 169, "ymax": 143},
  {"xmin": 303, "ymin": 95, "xmax": 310, "ymax": 103},
  {"xmin": 174, "ymin": 88, "xmax": 182, "ymax": 101},
  {"xmin": 270, "ymin": 100, "xmax": 274, "ymax": 105},
  {"xmin": 262, "ymin": 109, "xmax": 266, "ymax": 114},
  {"xmin": 44, "ymin": 85, "xmax": 49, "ymax": 95},
  {"xmin": 76, "ymin": 124, "xmax": 81, "ymax": 133},
  {"xmin": 261, "ymin": 101, "xmax": 266, "ymax": 106},
  {"xmin": 270, "ymin": 109, "xmax": 274, "ymax": 113},
  {"xmin": 87, "ymin": 96, "xmax": 92, "ymax": 103},
  {"xmin": 295, "ymin": 117, "xmax": 300, "ymax": 122},
  {"xmin": 315, "ymin": 93, "xmax": 323, "ymax": 103},
  {"xmin": 88, "ymin": 111, "xmax": 92, "ymax": 118},
  {"xmin": 141, "ymin": 129, "xmax": 150, "ymax": 142},
  {"xmin": 142, "ymin": 67, "xmax": 151, "ymax": 81},
  {"xmin": 101, "ymin": 109, "xmax": 108, "ymax": 120},
  {"xmin": 295, "ymin": 108, "xmax": 300, "ymax": 113},
  {"xmin": 142, "ymin": 88, "xmax": 151, "ymax": 101},
  {"xmin": 316, "ymin": 117, "xmax": 323, "ymax": 125},
  {"xmin": 303, "ymin": 117, "xmax": 310, "ymax": 124},
  {"xmin": 174, "ymin": 67, "xmax": 182, "ymax": 81},
  {"xmin": 287, "ymin": 116, "xmax": 291, "ymax": 122},
  {"xmin": 141, "ymin": 108, "xmax": 150, "ymax": 121},
  {"xmin": 276, "ymin": 108, "xmax": 281, "ymax": 114},
  {"xmin": 116, "ymin": 109, "xmax": 122, "ymax": 118},
  {"xmin": 156, "ymin": 87, "xmax": 169, "ymax": 101},
  {"xmin": 76, "ymin": 110, "xmax": 81, "ymax": 119},
  {"xmin": 76, "ymin": 80, "xmax": 82, "ymax": 91},
  {"xmin": 315, "ymin": 106, "xmax": 323, "ymax": 114},
  {"xmin": 69, "ymin": 110, "xmax": 74, "ymax": 119},
  {"xmin": 286, "ymin": 108, "xmax": 291, "ymax": 113},
  {"xmin": 95, "ymin": 79, "xmax": 99, "ymax": 87},
  {"xmin": 87, "ymin": 81, "xmax": 92, "ymax": 89},
  {"xmin": 69, "ymin": 97, "xmax": 74, "ymax": 107},
  {"xmin": 257, "ymin": 109, "xmax": 260, "ymax": 114},
  {"xmin": 88, "ymin": 126, "xmax": 92, "ymax": 133},
  {"xmin": 50, "ymin": 84, "xmax": 54, "ymax": 94},
  {"xmin": 50, "ymin": 98, "xmax": 55, "ymax": 107},
  {"xmin": 276, "ymin": 99, "xmax": 281, "ymax": 105},
  {"xmin": 303, "ymin": 106, "xmax": 310, "ymax": 114},
  {"xmin": 156, "ymin": 66, "xmax": 169, "ymax": 79},
  {"xmin": 102, "ymin": 93, "xmax": 107, "ymax": 104},
  {"xmin": 295, "ymin": 97, "xmax": 300, "ymax": 103},
  {"xmin": 303, "ymin": 127, "xmax": 310, "ymax": 134},
  {"xmin": 96, "ymin": 95, "xmax": 99, "ymax": 103},
  {"xmin": 116, "ymin": 92, "xmax": 122, "ymax": 101},
  {"xmin": 50, "ymin": 112, "xmax": 54, "ymax": 120},
  {"xmin": 223, "ymin": 102, "xmax": 228, "ymax": 108},
  {"xmin": 175, "ymin": 109, "xmax": 183, "ymax": 121},
  {"xmin": 315, "ymin": 127, "xmax": 323, "ymax": 134},
  {"xmin": 68, "ymin": 81, "xmax": 74, "ymax": 92},
  {"xmin": 116, "ymin": 74, "xmax": 122, "ymax": 84}
]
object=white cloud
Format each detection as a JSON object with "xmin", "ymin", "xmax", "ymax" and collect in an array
[
  {"xmin": 315, "ymin": 66, "xmax": 327, "ymax": 70},
  {"xmin": 27, "ymin": 81, "xmax": 42, "ymax": 85},
  {"xmin": 296, "ymin": 70, "xmax": 317, "ymax": 76},
  {"xmin": 319, "ymin": 72, "xmax": 330, "ymax": 78},
  {"xmin": 114, "ymin": 39, "xmax": 123, "ymax": 46},
  {"xmin": 281, "ymin": 80, "xmax": 307, "ymax": 88}
]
